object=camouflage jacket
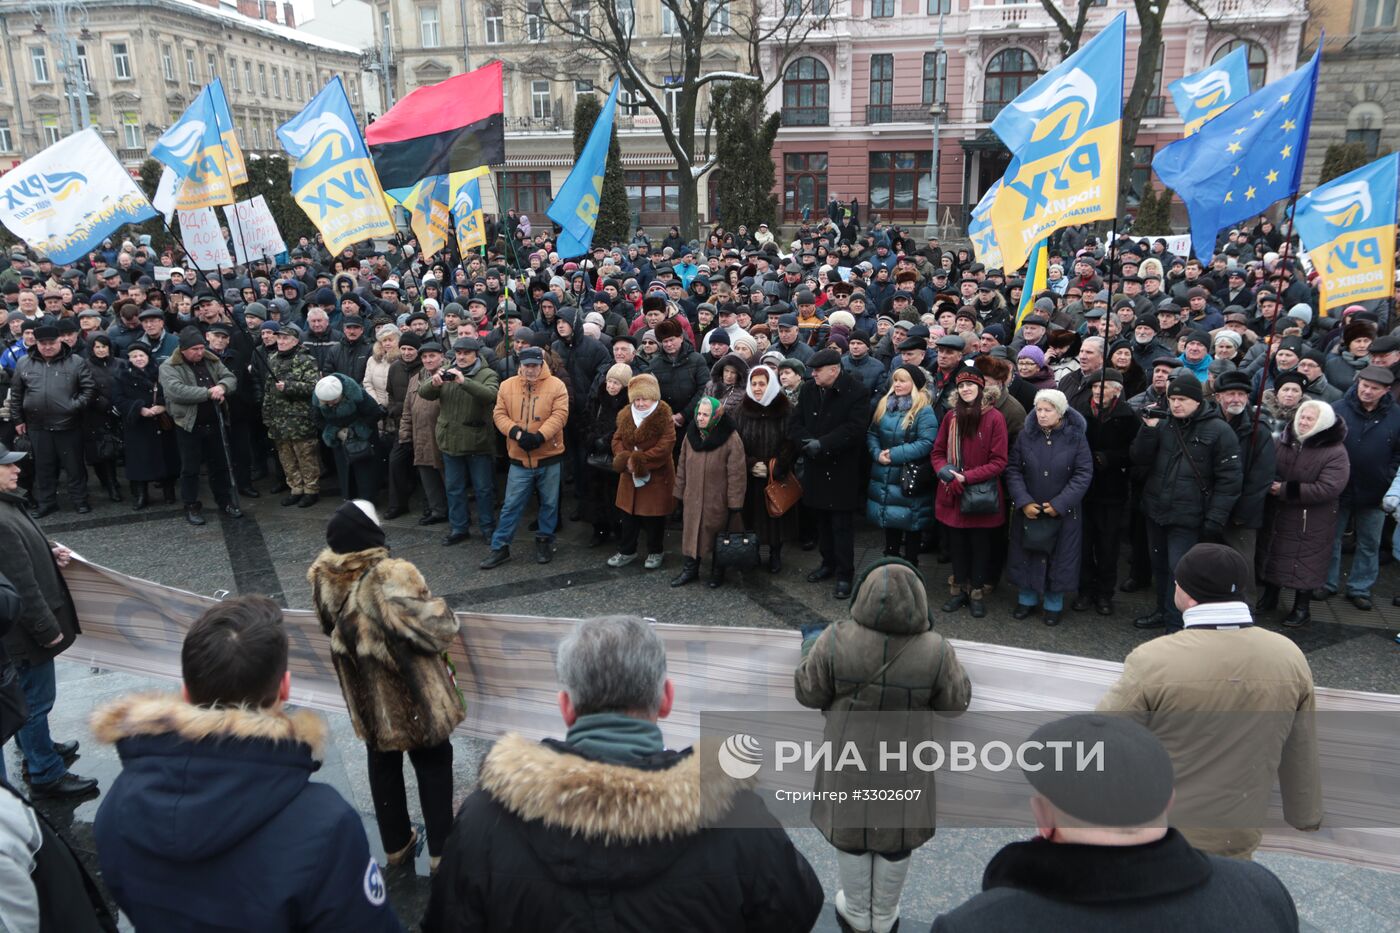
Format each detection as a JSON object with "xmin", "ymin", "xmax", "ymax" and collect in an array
[{"xmin": 261, "ymin": 349, "xmax": 320, "ymax": 441}]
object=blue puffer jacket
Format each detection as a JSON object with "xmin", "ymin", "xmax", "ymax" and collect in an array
[
  {"xmin": 1332, "ymin": 386, "xmax": 1400, "ymax": 507},
  {"xmin": 865, "ymin": 402, "xmax": 938, "ymax": 531}
]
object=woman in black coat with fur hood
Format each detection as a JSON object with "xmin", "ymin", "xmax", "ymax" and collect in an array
[{"xmin": 111, "ymin": 343, "xmax": 178, "ymax": 509}]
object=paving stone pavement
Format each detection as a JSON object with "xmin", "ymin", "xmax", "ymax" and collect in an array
[{"xmin": 15, "ymin": 481, "xmax": 1400, "ymax": 930}]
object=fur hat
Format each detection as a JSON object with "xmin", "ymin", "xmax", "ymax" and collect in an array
[
  {"xmin": 642, "ymin": 294, "xmax": 668, "ymax": 315},
  {"xmin": 654, "ymin": 317, "xmax": 684, "ymax": 342},
  {"xmin": 973, "ymin": 354, "xmax": 1012, "ymax": 383},
  {"xmin": 627, "ymin": 373, "xmax": 661, "ymax": 402},
  {"xmin": 1034, "ymin": 388, "xmax": 1069, "ymax": 415},
  {"xmin": 827, "ymin": 309, "xmax": 856, "ymax": 331},
  {"xmin": 1343, "ymin": 320, "xmax": 1378, "ymax": 348}
]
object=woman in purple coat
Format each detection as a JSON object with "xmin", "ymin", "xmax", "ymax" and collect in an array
[{"xmin": 1005, "ymin": 389, "xmax": 1094, "ymax": 625}]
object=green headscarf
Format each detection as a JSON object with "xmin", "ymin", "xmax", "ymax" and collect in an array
[{"xmin": 694, "ymin": 396, "xmax": 724, "ymax": 440}]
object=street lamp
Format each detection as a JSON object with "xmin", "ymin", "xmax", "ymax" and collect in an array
[{"xmin": 924, "ymin": 2, "xmax": 946, "ymax": 239}]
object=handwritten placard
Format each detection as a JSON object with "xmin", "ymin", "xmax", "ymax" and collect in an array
[
  {"xmin": 223, "ymin": 195, "xmax": 287, "ymax": 265},
  {"xmin": 177, "ymin": 207, "xmax": 233, "ymax": 269}
]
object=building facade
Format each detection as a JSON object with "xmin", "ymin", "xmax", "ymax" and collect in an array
[
  {"xmin": 0, "ymin": 0, "xmax": 366, "ymax": 177},
  {"xmin": 760, "ymin": 0, "xmax": 1308, "ymax": 230},
  {"xmin": 1304, "ymin": 0, "xmax": 1400, "ymax": 185}
]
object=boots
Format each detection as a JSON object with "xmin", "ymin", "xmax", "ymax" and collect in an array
[
  {"xmin": 942, "ymin": 583, "xmax": 969, "ymax": 613},
  {"xmin": 768, "ymin": 544, "xmax": 782, "ymax": 574},
  {"xmin": 98, "ymin": 464, "xmax": 122, "ymax": 502},
  {"xmin": 870, "ymin": 854, "xmax": 912, "ymax": 933},
  {"xmin": 161, "ymin": 481, "xmax": 176, "ymax": 504},
  {"xmin": 670, "ymin": 558, "xmax": 700, "ymax": 587},
  {"xmin": 1256, "ymin": 583, "xmax": 1281, "ymax": 613},
  {"xmin": 969, "ymin": 587, "xmax": 987, "ymax": 618},
  {"xmin": 1282, "ymin": 590, "xmax": 1311, "ymax": 628},
  {"xmin": 130, "ymin": 481, "xmax": 148, "ymax": 511},
  {"xmin": 707, "ymin": 562, "xmax": 726, "ymax": 589},
  {"xmin": 834, "ymin": 851, "xmax": 874, "ymax": 932}
]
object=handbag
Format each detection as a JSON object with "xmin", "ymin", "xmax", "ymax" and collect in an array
[
  {"xmin": 343, "ymin": 434, "xmax": 374, "ymax": 464},
  {"xmin": 714, "ymin": 513, "xmax": 760, "ymax": 570},
  {"xmin": 764, "ymin": 458, "xmax": 803, "ymax": 517},
  {"xmin": 1019, "ymin": 513, "xmax": 1063, "ymax": 554},
  {"xmin": 896, "ymin": 416, "xmax": 935, "ymax": 497},
  {"xmin": 949, "ymin": 420, "xmax": 1000, "ymax": 516},
  {"xmin": 586, "ymin": 452, "xmax": 616, "ymax": 472}
]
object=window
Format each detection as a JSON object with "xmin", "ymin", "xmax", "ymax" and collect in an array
[
  {"xmin": 784, "ymin": 152, "xmax": 828, "ymax": 219},
  {"xmin": 619, "ymin": 80, "xmax": 642, "ymax": 115},
  {"xmin": 868, "ymin": 150, "xmax": 934, "ymax": 217},
  {"xmin": 868, "ymin": 54, "xmax": 893, "ymax": 123},
  {"xmin": 624, "ymin": 169, "xmax": 679, "ymax": 216},
  {"xmin": 1358, "ymin": 0, "xmax": 1398, "ymax": 28},
  {"xmin": 871, "ymin": 0, "xmax": 895, "ymax": 17},
  {"xmin": 162, "ymin": 44, "xmax": 175, "ymax": 81},
  {"xmin": 284, "ymin": 68, "xmax": 292, "ymax": 99},
  {"xmin": 1347, "ymin": 128, "xmax": 1382, "ymax": 157},
  {"xmin": 616, "ymin": 0, "xmax": 635, "ymax": 34},
  {"xmin": 106, "ymin": 41, "xmax": 129, "ymax": 80},
  {"xmin": 531, "ymin": 79, "xmax": 552, "ymax": 119},
  {"xmin": 575, "ymin": 79, "xmax": 594, "ymax": 93},
  {"xmin": 272, "ymin": 67, "xmax": 282, "ymax": 98},
  {"xmin": 76, "ymin": 45, "xmax": 91, "ymax": 85},
  {"xmin": 295, "ymin": 71, "xmax": 303, "ymax": 100},
  {"xmin": 922, "ymin": 50, "xmax": 946, "ymax": 107},
  {"xmin": 984, "ymin": 48, "xmax": 1037, "ymax": 120},
  {"xmin": 484, "ymin": 5, "xmax": 505, "ymax": 43},
  {"xmin": 526, "ymin": 3, "xmax": 546, "ymax": 41},
  {"xmin": 499, "ymin": 170, "xmax": 553, "ymax": 214},
  {"xmin": 229, "ymin": 56, "xmax": 240, "ymax": 90},
  {"xmin": 259, "ymin": 64, "xmax": 268, "ymax": 95},
  {"xmin": 782, "ymin": 57, "xmax": 829, "ymax": 126},
  {"xmin": 926, "ymin": 0, "xmax": 950, "ymax": 12},
  {"xmin": 571, "ymin": 2, "xmax": 590, "ymax": 32},
  {"xmin": 185, "ymin": 48, "xmax": 197, "ymax": 84},
  {"xmin": 707, "ymin": 0, "xmax": 729, "ymax": 34},
  {"xmin": 41, "ymin": 115, "xmax": 60, "ymax": 146},
  {"xmin": 207, "ymin": 52, "xmax": 218, "ymax": 82},
  {"xmin": 420, "ymin": 7, "xmax": 441, "ymax": 47},
  {"xmin": 663, "ymin": 76, "xmax": 682, "ymax": 126},
  {"xmin": 1212, "ymin": 40, "xmax": 1266, "ymax": 93},
  {"xmin": 1128, "ymin": 145, "xmax": 1153, "ymax": 206},
  {"xmin": 122, "ymin": 112, "xmax": 142, "ymax": 148},
  {"xmin": 790, "ymin": 0, "xmax": 831, "ymax": 13},
  {"xmin": 31, "ymin": 47, "xmax": 50, "ymax": 84},
  {"xmin": 661, "ymin": 5, "xmax": 678, "ymax": 36},
  {"xmin": 0, "ymin": 119, "xmax": 12, "ymax": 152},
  {"xmin": 245, "ymin": 60, "xmax": 253, "ymax": 91}
]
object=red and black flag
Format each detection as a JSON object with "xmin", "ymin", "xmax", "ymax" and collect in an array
[{"xmin": 365, "ymin": 61, "xmax": 505, "ymax": 195}]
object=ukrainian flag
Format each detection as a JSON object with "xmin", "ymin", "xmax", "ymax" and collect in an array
[{"xmin": 1015, "ymin": 240, "xmax": 1049, "ymax": 329}]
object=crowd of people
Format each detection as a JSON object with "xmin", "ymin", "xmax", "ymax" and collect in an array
[{"xmin": 2, "ymin": 213, "xmax": 1400, "ymax": 637}]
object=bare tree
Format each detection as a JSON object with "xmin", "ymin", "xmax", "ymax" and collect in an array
[{"xmin": 513, "ymin": 0, "xmax": 832, "ymax": 240}]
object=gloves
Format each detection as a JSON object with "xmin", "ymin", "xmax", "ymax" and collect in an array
[
  {"xmin": 802, "ymin": 439, "xmax": 821, "ymax": 458},
  {"xmin": 508, "ymin": 425, "xmax": 524, "ymax": 441},
  {"xmin": 517, "ymin": 431, "xmax": 544, "ymax": 451},
  {"xmin": 1202, "ymin": 520, "xmax": 1225, "ymax": 541},
  {"xmin": 1384, "ymin": 495, "xmax": 1400, "ymax": 515}
]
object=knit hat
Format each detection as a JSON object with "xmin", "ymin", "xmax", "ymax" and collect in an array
[
  {"xmin": 605, "ymin": 363, "xmax": 633, "ymax": 386},
  {"xmin": 325, "ymin": 499, "xmax": 386, "ymax": 554},
  {"xmin": 1174, "ymin": 542, "xmax": 1251, "ymax": 604},
  {"xmin": 1287, "ymin": 303, "xmax": 1314, "ymax": 326},
  {"xmin": 1273, "ymin": 370, "xmax": 1308, "ymax": 392},
  {"xmin": 898, "ymin": 364, "xmax": 927, "ymax": 391},
  {"xmin": 777, "ymin": 357, "xmax": 807, "ymax": 377},
  {"xmin": 243, "ymin": 301, "xmax": 268, "ymax": 321},
  {"xmin": 314, "ymin": 375, "xmax": 344, "ymax": 403},
  {"xmin": 731, "ymin": 332, "xmax": 758, "ymax": 357},
  {"xmin": 628, "ymin": 372, "xmax": 660, "ymax": 402},
  {"xmin": 1023, "ymin": 714, "xmax": 1174, "ymax": 827},
  {"xmin": 1017, "ymin": 346, "xmax": 1047, "ymax": 368},
  {"xmin": 1166, "ymin": 374, "xmax": 1204, "ymax": 403},
  {"xmin": 177, "ymin": 326, "xmax": 205, "ymax": 350},
  {"xmin": 1213, "ymin": 330, "xmax": 1242, "ymax": 350}
]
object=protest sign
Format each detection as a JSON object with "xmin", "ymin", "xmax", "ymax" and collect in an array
[
  {"xmin": 177, "ymin": 206, "xmax": 233, "ymax": 268},
  {"xmin": 223, "ymin": 195, "xmax": 287, "ymax": 264}
]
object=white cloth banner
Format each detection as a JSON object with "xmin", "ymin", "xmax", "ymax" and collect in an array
[
  {"xmin": 223, "ymin": 195, "xmax": 287, "ymax": 264},
  {"xmin": 177, "ymin": 206, "xmax": 233, "ymax": 269},
  {"xmin": 0, "ymin": 127, "xmax": 157, "ymax": 263},
  {"xmin": 1116, "ymin": 231, "xmax": 1192, "ymax": 259}
]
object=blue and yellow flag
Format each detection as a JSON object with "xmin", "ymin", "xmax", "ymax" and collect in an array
[
  {"xmin": 209, "ymin": 78, "xmax": 248, "ymax": 186},
  {"xmin": 1294, "ymin": 153, "xmax": 1398, "ymax": 314},
  {"xmin": 276, "ymin": 77, "xmax": 395, "ymax": 255},
  {"xmin": 151, "ymin": 85, "xmax": 234, "ymax": 211},
  {"xmin": 402, "ymin": 174, "xmax": 451, "ymax": 260},
  {"xmin": 989, "ymin": 12, "xmax": 1125, "ymax": 272},
  {"xmin": 547, "ymin": 78, "xmax": 619, "ymax": 258},
  {"xmin": 1153, "ymin": 48, "xmax": 1319, "ymax": 262},
  {"xmin": 449, "ymin": 168, "xmax": 489, "ymax": 251},
  {"xmin": 1015, "ymin": 240, "xmax": 1049, "ymax": 329},
  {"xmin": 968, "ymin": 180, "xmax": 1003, "ymax": 270},
  {"xmin": 1169, "ymin": 45, "xmax": 1250, "ymax": 136}
]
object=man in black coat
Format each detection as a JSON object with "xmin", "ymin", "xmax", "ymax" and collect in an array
[
  {"xmin": 932, "ymin": 714, "xmax": 1298, "ymax": 933},
  {"xmin": 325, "ymin": 313, "xmax": 373, "ymax": 383},
  {"xmin": 552, "ymin": 307, "xmax": 611, "ymax": 517},
  {"xmin": 10, "ymin": 325, "xmax": 95, "ymax": 517},
  {"xmin": 790, "ymin": 350, "xmax": 871, "ymax": 599},
  {"xmin": 423, "ymin": 616, "xmax": 823, "ymax": 932},
  {"xmin": 1071, "ymin": 370, "xmax": 1140, "ymax": 615},
  {"xmin": 1213, "ymin": 370, "xmax": 1276, "ymax": 586},
  {"xmin": 643, "ymin": 317, "xmax": 709, "ymax": 430}
]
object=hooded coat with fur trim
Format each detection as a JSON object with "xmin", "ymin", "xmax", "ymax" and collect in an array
[
  {"xmin": 421, "ymin": 732, "xmax": 824, "ymax": 933},
  {"xmin": 91, "ymin": 693, "xmax": 400, "ymax": 933},
  {"xmin": 795, "ymin": 559, "xmax": 972, "ymax": 853},
  {"xmin": 307, "ymin": 546, "xmax": 464, "ymax": 751},
  {"xmin": 611, "ymin": 401, "xmax": 677, "ymax": 515},
  {"xmin": 1263, "ymin": 412, "xmax": 1349, "ymax": 590}
]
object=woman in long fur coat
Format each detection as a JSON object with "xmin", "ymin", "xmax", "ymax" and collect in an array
[{"xmin": 606, "ymin": 374, "xmax": 676, "ymax": 570}]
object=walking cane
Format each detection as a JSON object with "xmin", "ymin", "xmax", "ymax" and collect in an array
[{"xmin": 213, "ymin": 401, "xmax": 240, "ymax": 511}]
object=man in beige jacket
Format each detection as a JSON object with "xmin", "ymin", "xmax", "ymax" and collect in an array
[{"xmin": 1097, "ymin": 543, "xmax": 1322, "ymax": 858}]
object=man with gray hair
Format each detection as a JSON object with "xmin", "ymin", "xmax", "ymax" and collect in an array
[
  {"xmin": 424, "ymin": 615, "xmax": 823, "ymax": 931},
  {"xmin": 1057, "ymin": 336, "xmax": 1106, "ymax": 410}
]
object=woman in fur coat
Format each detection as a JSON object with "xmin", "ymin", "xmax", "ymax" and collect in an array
[
  {"xmin": 734, "ymin": 365, "xmax": 798, "ymax": 573},
  {"xmin": 607, "ymin": 374, "xmax": 676, "ymax": 570},
  {"xmin": 672, "ymin": 396, "xmax": 748, "ymax": 588},
  {"xmin": 307, "ymin": 500, "xmax": 464, "ymax": 871}
]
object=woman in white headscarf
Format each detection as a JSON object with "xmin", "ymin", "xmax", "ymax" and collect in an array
[{"xmin": 732, "ymin": 365, "xmax": 798, "ymax": 574}]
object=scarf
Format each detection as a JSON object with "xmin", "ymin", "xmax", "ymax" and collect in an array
[
  {"xmin": 694, "ymin": 396, "xmax": 723, "ymax": 441},
  {"xmin": 1181, "ymin": 600, "xmax": 1253, "ymax": 630},
  {"xmin": 888, "ymin": 393, "xmax": 913, "ymax": 412},
  {"xmin": 565, "ymin": 713, "xmax": 665, "ymax": 765},
  {"xmin": 631, "ymin": 400, "xmax": 658, "ymax": 428},
  {"xmin": 745, "ymin": 364, "xmax": 781, "ymax": 406}
]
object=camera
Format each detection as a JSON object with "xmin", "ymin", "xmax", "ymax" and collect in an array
[
  {"xmin": 441, "ymin": 371, "xmax": 459, "ymax": 381},
  {"xmin": 1142, "ymin": 406, "xmax": 1169, "ymax": 420}
]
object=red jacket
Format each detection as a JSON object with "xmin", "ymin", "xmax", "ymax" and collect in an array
[{"xmin": 932, "ymin": 407, "xmax": 1008, "ymax": 529}]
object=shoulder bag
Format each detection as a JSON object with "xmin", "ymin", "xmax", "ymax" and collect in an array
[
  {"xmin": 764, "ymin": 458, "xmax": 803, "ymax": 517},
  {"xmin": 897, "ymin": 419, "xmax": 934, "ymax": 497},
  {"xmin": 950, "ymin": 419, "xmax": 999, "ymax": 516}
]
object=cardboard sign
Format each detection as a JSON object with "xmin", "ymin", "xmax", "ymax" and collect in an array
[
  {"xmin": 177, "ymin": 206, "xmax": 233, "ymax": 269},
  {"xmin": 223, "ymin": 195, "xmax": 287, "ymax": 265}
]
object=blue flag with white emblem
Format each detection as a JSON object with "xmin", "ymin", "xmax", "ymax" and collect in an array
[
  {"xmin": 1153, "ymin": 47, "xmax": 1320, "ymax": 260},
  {"xmin": 1169, "ymin": 45, "xmax": 1250, "ymax": 136},
  {"xmin": 1293, "ymin": 153, "xmax": 1399, "ymax": 313},
  {"xmin": 547, "ymin": 78, "xmax": 619, "ymax": 259}
]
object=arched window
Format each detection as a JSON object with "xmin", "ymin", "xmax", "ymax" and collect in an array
[
  {"xmin": 1212, "ymin": 39, "xmax": 1267, "ymax": 92},
  {"xmin": 984, "ymin": 49, "xmax": 1037, "ymax": 121},
  {"xmin": 782, "ymin": 57, "xmax": 829, "ymax": 126}
]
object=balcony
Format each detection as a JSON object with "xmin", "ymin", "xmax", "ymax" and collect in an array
[
  {"xmin": 1211, "ymin": 0, "xmax": 1306, "ymax": 20},
  {"xmin": 865, "ymin": 104, "xmax": 934, "ymax": 125},
  {"xmin": 967, "ymin": 2, "xmax": 1057, "ymax": 33},
  {"xmin": 981, "ymin": 100, "xmax": 1009, "ymax": 122},
  {"xmin": 781, "ymin": 106, "xmax": 829, "ymax": 127},
  {"xmin": 117, "ymin": 147, "xmax": 146, "ymax": 163},
  {"xmin": 1141, "ymin": 95, "xmax": 1166, "ymax": 119}
]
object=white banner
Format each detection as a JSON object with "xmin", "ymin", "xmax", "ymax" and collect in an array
[
  {"xmin": 223, "ymin": 195, "xmax": 286, "ymax": 264},
  {"xmin": 0, "ymin": 127, "xmax": 156, "ymax": 264},
  {"xmin": 1116, "ymin": 231, "xmax": 1192, "ymax": 260},
  {"xmin": 177, "ymin": 206, "xmax": 233, "ymax": 269}
]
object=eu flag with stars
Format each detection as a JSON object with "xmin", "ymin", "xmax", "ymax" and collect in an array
[{"xmin": 1153, "ymin": 47, "xmax": 1320, "ymax": 259}]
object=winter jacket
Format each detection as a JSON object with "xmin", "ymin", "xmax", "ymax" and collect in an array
[
  {"xmin": 1224, "ymin": 408, "xmax": 1277, "ymax": 529},
  {"xmin": 134, "ymin": 329, "xmax": 178, "ymax": 365},
  {"xmin": 551, "ymin": 332, "xmax": 610, "ymax": 416},
  {"xmin": 1332, "ymin": 386, "xmax": 1400, "ymax": 507},
  {"xmin": 704, "ymin": 353, "xmax": 749, "ymax": 417},
  {"xmin": 1074, "ymin": 397, "xmax": 1141, "ymax": 503},
  {"xmin": 0, "ymin": 779, "xmax": 116, "ymax": 932},
  {"xmin": 674, "ymin": 413, "xmax": 747, "ymax": 558},
  {"xmin": 644, "ymin": 347, "xmax": 709, "ymax": 425},
  {"xmin": 865, "ymin": 402, "xmax": 938, "ymax": 531},
  {"xmin": 1097, "ymin": 624, "xmax": 1322, "ymax": 858},
  {"xmin": 931, "ymin": 830, "xmax": 1298, "ymax": 933},
  {"xmin": 419, "ymin": 362, "xmax": 500, "ymax": 456},
  {"xmin": 10, "ymin": 347, "xmax": 95, "ymax": 431},
  {"xmin": 362, "ymin": 352, "xmax": 395, "ymax": 409},
  {"xmin": 1130, "ymin": 404, "xmax": 1242, "ymax": 532},
  {"xmin": 385, "ymin": 357, "xmax": 421, "ymax": 435},
  {"xmin": 611, "ymin": 402, "xmax": 677, "ymax": 517},
  {"xmin": 842, "ymin": 352, "xmax": 886, "ymax": 397},
  {"xmin": 157, "ymin": 349, "xmax": 237, "ymax": 433},
  {"xmin": 92, "ymin": 695, "xmax": 401, "ymax": 933},
  {"xmin": 421, "ymin": 730, "xmax": 823, "ymax": 933},
  {"xmin": 307, "ymin": 547, "xmax": 464, "ymax": 751},
  {"xmin": 326, "ymin": 334, "xmax": 373, "ymax": 384},
  {"xmin": 494, "ymin": 361, "xmax": 569, "ymax": 468},
  {"xmin": 1005, "ymin": 407, "xmax": 1094, "ymax": 595},
  {"xmin": 314, "ymin": 373, "xmax": 385, "ymax": 451},
  {"xmin": 261, "ymin": 349, "xmax": 320, "ymax": 442},
  {"xmin": 1264, "ymin": 415, "xmax": 1349, "ymax": 590},
  {"xmin": 112, "ymin": 359, "xmax": 179, "ymax": 483},
  {"xmin": 1323, "ymin": 349, "xmax": 1367, "ymax": 393},
  {"xmin": 795, "ymin": 560, "xmax": 972, "ymax": 853},
  {"xmin": 932, "ymin": 407, "xmax": 1009, "ymax": 529},
  {"xmin": 300, "ymin": 326, "xmax": 342, "ymax": 374},
  {"xmin": 0, "ymin": 492, "xmax": 80, "ymax": 665},
  {"xmin": 789, "ymin": 372, "xmax": 872, "ymax": 512},
  {"xmin": 398, "ymin": 370, "xmax": 443, "ymax": 469}
]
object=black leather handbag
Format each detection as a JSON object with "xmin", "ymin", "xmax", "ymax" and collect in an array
[
  {"xmin": 714, "ymin": 514, "xmax": 760, "ymax": 570},
  {"xmin": 1019, "ymin": 513, "xmax": 1063, "ymax": 553}
]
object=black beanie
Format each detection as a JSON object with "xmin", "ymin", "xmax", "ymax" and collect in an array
[
  {"xmin": 326, "ymin": 500, "xmax": 386, "ymax": 554},
  {"xmin": 899, "ymin": 363, "xmax": 928, "ymax": 391},
  {"xmin": 178, "ymin": 326, "xmax": 206, "ymax": 351},
  {"xmin": 1166, "ymin": 374, "xmax": 1203, "ymax": 403},
  {"xmin": 1174, "ymin": 543, "xmax": 1251, "ymax": 604}
]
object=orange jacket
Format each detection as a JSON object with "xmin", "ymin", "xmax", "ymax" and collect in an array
[{"xmin": 493, "ymin": 359, "xmax": 569, "ymax": 467}]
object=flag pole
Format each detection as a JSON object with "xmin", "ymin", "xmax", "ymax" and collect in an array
[{"xmin": 1244, "ymin": 190, "xmax": 1302, "ymax": 474}]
